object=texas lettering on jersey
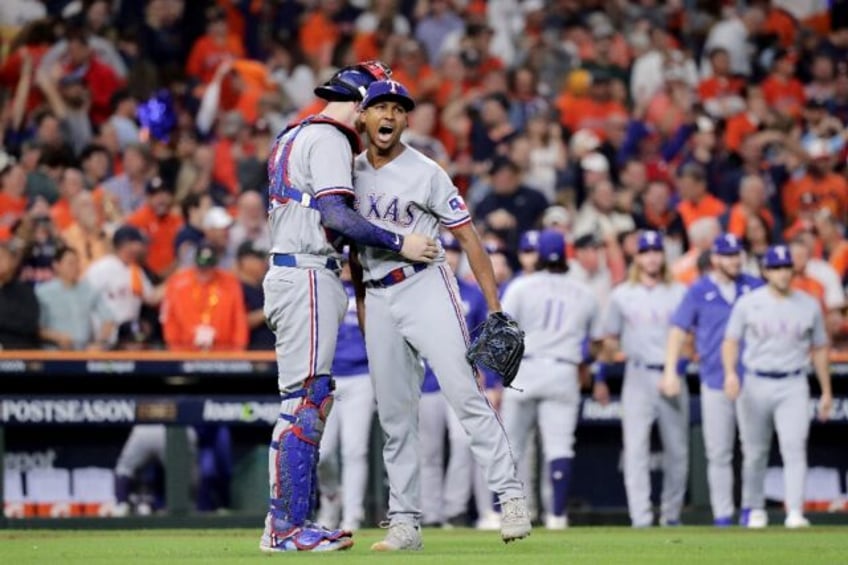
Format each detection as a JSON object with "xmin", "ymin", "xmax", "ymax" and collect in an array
[{"xmin": 354, "ymin": 193, "xmax": 419, "ymax": 227}]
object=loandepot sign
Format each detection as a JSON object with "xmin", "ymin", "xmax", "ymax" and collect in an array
[
  {"xmin": 1, "ymin": 399, "xmax": 136, "ymax": 423},
  {"xmin": 202, "ymin": 400, "xmax": 279, "ymax": 425}
]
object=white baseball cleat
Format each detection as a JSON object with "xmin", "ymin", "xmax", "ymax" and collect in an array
[
  {"xmin": 476, "ymin": 511, "xmax": 502, "ymax": 531},
  {"xmin": 500, "ymin": 497, "xmax": 532, "ymax": 543},
  {"xmin": 370, "ymin": 522, "xmax": 423, "ymax": 551},
  {"xmin": 747, "ymin": 509, "xmax": 768, "ymax": 529},
  {"xmin": 544, "ymin": 514, "xmax": 568, "ymax": 530},
  {"xmin": 784, "ymin": 512, "xmax": 811, "ymax": 529}
]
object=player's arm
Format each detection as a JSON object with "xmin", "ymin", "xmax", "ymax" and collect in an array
[
  {"xmin": 661, "ymin": 327, "xmax": 688, "ymax": 397},
  {"xmin": 810, "ymin": 305, "xmax": 833, "ymax": 421},
  {"xmin": 315, "ymin": 194, "xmax": 436, "ymax": 261},
  {"xmin": 452, "ymin": 222, "xmax": 500, "ymax": 312},
  {"xmin": 348, "ymin": 243, "xmax": 367, "ymax": 336},
  {"xmin": 722, "ymin": 300, "xmax": 746, "ymax": 400}
]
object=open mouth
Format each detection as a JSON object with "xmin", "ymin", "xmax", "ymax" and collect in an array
[{"xmin": 376, "ymin": 123, "xmax": 395, "ymax": 143}]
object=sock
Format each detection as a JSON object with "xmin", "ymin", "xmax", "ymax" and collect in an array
[
  {"xmin": 115, "ymin": 475, "xmax": 132, "ymax": 503},
  {"xmin": 549, "ymin": 457, "xmax": 572, "ymax": 517}
]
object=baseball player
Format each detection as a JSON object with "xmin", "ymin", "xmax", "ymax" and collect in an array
[
  {"xmin": 419, "ymin": 232, "xmax": 496, "ymax": 527},
  {"xmin": 316, "ymin": 253, "xmax": 375, "ymax": 532},
  {"xmin": 722, "ymin": 244, "xmax": 833, "ymax": 528},
  {"xmin": 596, "ymin": 230, "xmax": 688, "ymax": 528},
  {"xmin": 661, "ymin": 233, "xmax": 763, "ymax": 526},
  {"xmin": 351, "ymin": 79, "xmax": 530, "ymax": 550},
  {"xmin": 260, "ymin": 61, "xmax": 438, "ymax": 553},
  {"xmin": 501, "ymin": 229, "xmax": 603, "ymax": 529}
]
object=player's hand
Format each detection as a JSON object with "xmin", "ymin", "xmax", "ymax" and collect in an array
[
  {"xmin": 724, "ymin": 372, "xmax": 741, "ymax": 401},
  {"xmin": 818, "ymin": 392, "xmax": 833, "ymax": 422},
  {"xmin": 400, "ymin": 233, "xmax": 438, "ymax": 262},
  {"xmin": 592, "ymin": 381, "xmax": 610, "ymax": 406},
  {"xmin": 660, "ymin": 372, "xmax": 681, "ymax": 397}
]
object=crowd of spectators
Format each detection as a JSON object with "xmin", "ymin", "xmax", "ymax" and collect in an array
[{"xmin": 1, "ymin": 0, "xmax": 848, "ymax": 352}]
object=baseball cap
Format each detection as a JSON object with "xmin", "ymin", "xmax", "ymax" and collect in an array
[
  {"xmin": 518, "ymin": 230, "xmax": 540, "ymax": 253},
  {"xmin": 490, "ymin": 157, "xmax": 519, "ymax": 175},
  {"xmin": 580, "ymin": 152, "xmax": 609, "ymax": 173},
  {"xmin": 637, "ymin": 230, "xmax": 664, "ymax": 253},
  {"xmin": 314, "ymin": 60, "xmax": 392, "ymax": 103},
  {"xmin": 112, "ymin": 225, "xmax": 146, "ymax": 248},
  {"xmin": 762, "ymin": 244, "xmax": 793, "ymax": 269},
  {"xmin": 361, "ymin": 79, "xmax": 416, "ymax": 111},
  {"xmin": 574, "ymin": 232, "xmax": 603, "ymax": 249},
  {"xmin": 195, "ymin": 242, "xmax": 219, "ymax": 268},
  {"xmin": 236, "ymin": 240, "xmax": 267, "ymax": 260},
  {"xmin": 203, "ymin": 207, "xmax": 233, "ymax": 230},
  {"xmin": 542, "ymin": 206, "xmax": 571, "ymax": 228},
  {"xmin": 712, "ymin": 233, "xmax": 742, "ymax": 255},
  {"xmin": 440, "ymin": 232, "xmax": 461, "ymax": 252},
  {"xmin": 537, "ymin": 230, "xmax": 566, "ymax": 263},
  {"xmin": 484, "ymin": 241, "xmax": 508, "ymax": 256}
]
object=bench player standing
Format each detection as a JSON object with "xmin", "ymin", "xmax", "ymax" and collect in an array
[
  {"xmin": 722, "ymin": 244, "xmax": 833, "ymax": 528},
  {"xmin": 595, "ymin": 231, "xmax": 688, "ymax": 527},
  {"xmin": 501, "ymin": 229, "xmax": 604, "ymax": 529},
  {"xmin": 352, "ymin": 79, "xmax": 530, "ymax": 550},
  {"xmin": 661, "ymin": 234, "xmax": 762, "ymax": 526},
  {"xmin": 260, "ymin": 61, "xmax": 438, "ymax": 553}
]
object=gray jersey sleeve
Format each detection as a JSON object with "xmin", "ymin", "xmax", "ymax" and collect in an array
[
  {"xmin": 500, "ymin": 279, "xmax": 521, "ymax": 322},
  {"xmin": 310, "ymin": 132, "xmax": 355, "ymax": 197},
  {"xmin": 724, "ymin": 297, "xmax": 747, "ymax": 341},
  {"xmin": 603, "ymin": 289, "xmax": 624, "ymax": 337},
  {"xmin": 427, "ymin": 168, "xmax": 471, "ymax": 229}
]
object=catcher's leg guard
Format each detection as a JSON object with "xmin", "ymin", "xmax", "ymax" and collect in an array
[{"xmin": 264, "ymin": 375, "xmax": 351, "ymax": 552}]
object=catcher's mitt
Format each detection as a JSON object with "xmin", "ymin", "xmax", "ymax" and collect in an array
[{"xmin": 466, "ymin": 312, "xmax": 525, "ymax": 388}]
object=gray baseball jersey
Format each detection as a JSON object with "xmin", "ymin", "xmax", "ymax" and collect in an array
[
  {"xmin": 353, "ymin": 144, "xmax": 469, "ymax": 281},
  {"xmin": 352, "ymin": 145, "xmax": 523, "ymax": 526},
  {"xmin": 724, "ymin": 287, "xmax": 827, "ymax": 517},
  {"xmin": 604, "ymin": 280, "xmax": 688, "ymax": 527}
]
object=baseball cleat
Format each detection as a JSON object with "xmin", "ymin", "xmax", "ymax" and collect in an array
[
  {"xmin": 370, "ymin": 522, "xmax": 423, "ymax": 551},
  {"xmin": 500, "ymin": 497, "xmax": 531, "ymax": 543},
  {"xmin": 784, "ymin": 512, "xmax": 811, "ymax": 529},
  {"xmin": 713, "ymin": 516, "xmax": 733, "ymax": 527},
  {"xmin": 259, "ymin": 527, "xmax": 353, "ymax": 553},
  {"xmin": 742, "ymin": 508, "xmax": 768, "ymax": 529},
  {"xmin": 544, "ymin": 514, "xmax": 568, "ymax": 530},
  {"xmin": 476, "ymin": 511, "xmax": 502, "ymax": 531}
]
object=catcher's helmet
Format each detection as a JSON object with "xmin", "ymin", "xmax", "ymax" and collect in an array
[{"xmin": 314, "ymin": 60, "xmax": 392, "ymax": 103}]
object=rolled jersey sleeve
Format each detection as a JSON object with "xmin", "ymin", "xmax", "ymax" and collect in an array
[
  {"xmin": 723, "ymin": 299, "xmax": 747, "ymax": 341},
  {"xmin": 427, "ymin": 168, "xmax": 471, "ymax": 229},
  {"xmin": 670, "ymin": 288, "xmax": 699, "ymax": 331},
  {"xmin": 310, "ymin": 132, "xmax": 355, "ymax": 198}
]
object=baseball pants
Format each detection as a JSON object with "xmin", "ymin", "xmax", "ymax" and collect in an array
[
  {"xmin": 700, "ymin": 384, "xmax": 737, "ymax": 520},
  {"xmin": 737, "ymin": 374, "xmax": 810, "ymax": 514}
]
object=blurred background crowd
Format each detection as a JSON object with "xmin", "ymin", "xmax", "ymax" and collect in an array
[{"xmin": 1, "ymin": 0, "xmax": 848, "ymax": 352}]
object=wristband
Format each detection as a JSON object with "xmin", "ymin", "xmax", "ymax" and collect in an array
[
  {"xmin": 593, "ymin": 362, "xmax": 608, "ymax": 383},
  {"xmin": 676, "ymin": 358, "xmax": 690, "ymax": 377}
]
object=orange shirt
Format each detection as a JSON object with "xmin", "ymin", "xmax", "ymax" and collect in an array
[
  {"xmin": 764, "ymin": 8, "xmax": 798, "ymax": 48},
  {"xmin": 761, "ymin": 74, "xmax": 805, "ymax": 118},
  {"xmin": 724, "ymin": 113, "xmax": 758, "ymax": 153},
  {"xmin": 792, "ymin": 274, "xmax": 827, "ymax": 313},
  {"xmin": 161, "ymin": 268, "xmax": 248, "ymax": 351},
  {"xmin": 826, "ymin": 240, "xmax": 848, "ymax": 282},
  {"xmin": 50, "ymin": 199, "xmax": 74, "ymax": 231},
  {"xmin": 186, "ymin": 34, "xmax": 246, "ymax": 84},
  {"xmin": 556, "ymin": 95, "xmax": 628, "ymax": 139},
  {"xmin": 0, "ymin": 192, "xmax": 26, "ymax": 230},
  {"xmin": 697, "ymin": 76, "xmax": 745, "ymax": 101},
  {"xmin": 126, "ymin": 205, "xmax": 183, "ymax": 277},
  {"xmin": 299, "ymin": 11, "xmax": 339, "ymax": 61},
  {"xmin": 672, "ymin": 249, "xmax": 701, "ymax": 286},
  {"xmin": 392, "ymin": 65, "xmax": 437, "ymax": 100},
  {"xmin": 61, "ymin": 223, "xmax": 110, "ymax": 275},
  {"xmin": 726, "ymin": 204, "xmax": 775, "ymax": 238},
  {"xmin": 781, "ymin": 173, "xmax": 848, "ymax": 224},
  {"xmin": 213, "ymin": 139, "xmax": 238, "ymax": 195},
  {"xmin": 677, "ymin": 194, "xmax": 727, "ymax": 230}
]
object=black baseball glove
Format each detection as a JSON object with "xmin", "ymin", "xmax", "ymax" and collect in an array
[{"xmin": 466, "ymin": 312, "xmax": 525, "ymax": 388}]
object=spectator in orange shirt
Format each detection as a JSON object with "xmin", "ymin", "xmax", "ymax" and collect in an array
[
  {"xmin": 697, "ymin": 47, "xmax": 746, "ymax": 119},
  {"xmin": 61, "ymin": 191, "xmax": 110, "ymax": 275},
  {"xmin": 724, "ymin": 86, "xmax": 771, "ymax": 153},
  {"xmin": 161, "ymin": 242, "xmax": 248, "ymax": 351},
  {"xmin": 675, "ymin": 163, "xmax": 726, "ymax": 231},
  {"xmin": 672, "ymin": 216, "xmax": 721, "ymax": 286},
  {"xmin": 186, "ymin": 6, "xmax": 246, "ymax": 86},
  {"xmin": 390, "ymin": 39, "xmax": 438, "ymax": 100},
  {"xmin": 781, "ymin": 139, "xmax": 848, "ymax": 225},
  {"xmin": 815, "ymin": 209, "xmax": 848, "ymax": 285},
  {"xmin": 790, "ymin": 236, "xmax": 828, "ymax": 314},
  {"xmin": 761, "ymin": 48, "xmax": 805, "ymax": 119},
  {"xmin": 50, "ymin": 168, "xmax": 86, "ymax": 231},
  {"xmin": 0, "ymin": 154, "xmax": 27, "ymax": 241},
  {"xmin": 723, "ymin": 174, "xmax": 775, "ymax": 239},
  {"xmin": 299, "ymin": 3, "xmax": 340, "ymax": 64},
  {"xmin": 126, "ymin": 176, "xmax": 183, "ymax": 280}
]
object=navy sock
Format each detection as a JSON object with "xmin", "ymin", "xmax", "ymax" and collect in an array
[{"xmin": 549, "ymin": 457, "xmax": 572, "ymax": 516}]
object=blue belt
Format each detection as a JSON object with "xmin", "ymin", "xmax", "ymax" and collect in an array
[
  {"xmin": 365, "ymin": 263, "xmax": 428, "ymax": 289},
  {"xmin": 271, "ymin": 253, "xmax": 340, "ymax": 271},
  {"xmin": 523, "ymin": 355, "xmax": 578, "ymax": 365},
  {"xmin": 754, "ymin": 369, "xmax": 805, "ymax": 379},
  {"xmin": 632, "ymin": 360, "xmax": 664, "ymax": 371}
]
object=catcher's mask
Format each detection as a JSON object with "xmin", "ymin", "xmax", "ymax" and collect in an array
[{"xmin": 314, "ymin": 60, "xmax": 392, "ymax": 103}]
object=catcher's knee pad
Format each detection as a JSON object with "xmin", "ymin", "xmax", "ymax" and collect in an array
[{"xmin": 270, "ymin": 375, "xmax": 335, "ymax": 526}]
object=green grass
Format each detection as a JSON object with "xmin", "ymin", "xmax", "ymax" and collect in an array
[{"xmin": 2, "ymin": 527, "xmax": 847, "ymax": 564}]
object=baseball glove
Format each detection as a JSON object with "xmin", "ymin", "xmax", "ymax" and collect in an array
[{"xmin": 466, "ymin": 312, "xmax": 525, "ymax": 388}]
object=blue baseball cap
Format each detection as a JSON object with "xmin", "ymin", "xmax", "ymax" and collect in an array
[
  {"xmin": 361, "ymin": 79, "xmax": 415, "ymax": 111},
  {"xmin": 518, "ymin": 230, "xmax": 540, "ymax": 253},
  {"xmin": 762, "ymin": 244, "xmax": 793, "ymax": 269},
  {"xmin": 537, "ymin": 229, "xmax": 566, "ymax": 263},
  {"xmin": 712, "ymin": 233, "xmax": 743, "ymax": 255},
  {"xmin": 637, "ymin": 230, "xmax": 664, "ymax": 253},
  {"xmin": 440, "ymin": 232, "xmax": 461, "ymax": 252}
]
